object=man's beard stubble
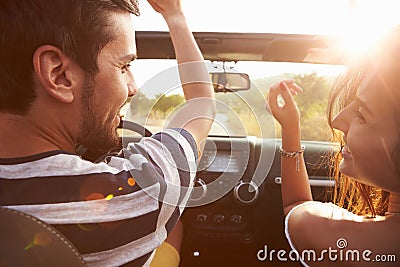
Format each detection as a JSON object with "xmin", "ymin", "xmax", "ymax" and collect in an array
[{"xmin": 77, "ymin": 78, "xmax": 121, "ymax": 153}]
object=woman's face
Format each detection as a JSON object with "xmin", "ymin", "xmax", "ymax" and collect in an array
[{"xmin": 331, "ymin": 65, "xmax": 400, "ymax": 193}]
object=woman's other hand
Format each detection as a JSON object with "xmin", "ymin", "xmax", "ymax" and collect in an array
[{"xmin": 267, "ymin": 79, "xmax": 303, "ymax": 131}]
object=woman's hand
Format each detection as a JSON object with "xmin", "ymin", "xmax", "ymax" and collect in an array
[
  {"xmin": 147, "ymin": 0, "xmax": 183, "ymax": 18},
  {"xmin": 267, "ymin": 80, "xmax": 312, "ymax": 216},
  {"xmin": 266, "ymin": 79, "xmax": 303, "ymax": 131}
]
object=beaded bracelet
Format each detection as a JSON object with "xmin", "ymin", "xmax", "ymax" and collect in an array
[{"xmin": 279, "ymin": 145, "xmax": 305, "ymax": 172}]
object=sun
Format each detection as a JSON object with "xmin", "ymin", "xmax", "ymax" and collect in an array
[
  {"xmin": 304, "ymin": 0, "xmax": 400, "ymax": 64},
  {"xmin": 337, "ymin": 1, "xmax": 400, "ymax": 58}
]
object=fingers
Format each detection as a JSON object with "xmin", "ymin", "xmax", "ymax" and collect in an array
[
  {"xmin": 266, "ymin": 82, "xmax": 279, "ymax": 113},
  {"xmin": 289, "ymin": 82, "xmax": 303, "ymax": 95},
  {"xmin": 267, "ymin": 80, "xmax": 301, "ymax": 110},
  {"xmin": 266, "ymin": 80, "xmax": 302, "ymax": 129},
  {"xmin": 266, "ymin": 79, "xmax": 303, "ymax": 125},
  {"xmin": 266, "ymin": 80, "xmax": 285, "ymax": 115},
  {"xmin": 279, "ymin": 82, "xmax": 297, "ymax": 108}
]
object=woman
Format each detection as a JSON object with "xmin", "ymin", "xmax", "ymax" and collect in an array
[{"xmin": 267, "ymin": 27, "xmax": 400, "ymax": 266}]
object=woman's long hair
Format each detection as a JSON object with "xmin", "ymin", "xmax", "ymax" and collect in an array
[{"xmin": 327, "ymin": 63, "xmax": 390, "ymax": 217}]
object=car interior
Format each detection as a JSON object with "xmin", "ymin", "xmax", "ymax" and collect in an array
[
  {"xmin": 3, "ymin": 1, "xmax": 396, "ymax": 266},
  {"xmin": 65, "ymin": 28, "xmax": 341, "ymax": 267},
  {"xmin": 117, "ymin": 30, "xmax": 340, "ymax": 267}
]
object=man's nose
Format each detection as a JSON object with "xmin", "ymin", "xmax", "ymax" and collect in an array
[
  {"xmin": 127, "ymin": 70, "xmax": 138, "ymax": 97},
  {"xmin": 128, "ymin": 82, "xmax": 138, "ymax": 97}
]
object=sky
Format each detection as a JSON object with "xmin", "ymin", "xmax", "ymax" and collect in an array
[
  {"xmin": 130, "ymin": 0, "xmax": 400, "ymax": 93},
  {"xmin": 134, "ymin": 0, "xmax": 400, "ymax": 34}
]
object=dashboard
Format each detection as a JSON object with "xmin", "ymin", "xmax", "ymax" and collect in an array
[
  {"xmin": 199, "ymin": 150, "xmax": 243, "ymax": 173},
  {"xmin": 190, "ymin": 137, "xmax": 253, "ymax": 207},
  {"xmin": 118, "ymin": 134, "xmax": 335, "ymax": 267},
  {"xmin": 180, "ymin": 137, "xmax": 335, "ymax": 267}
]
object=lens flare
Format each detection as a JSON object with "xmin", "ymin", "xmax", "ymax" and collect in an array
[
  {"xmin": 85, "ymin": 192, "xmax": 104, "ymax": 201},
  {"xmin": 24, "ymin": 232, "xmax": 52, "ymax": 251},
  {"xmin": 127, "ymin": 177, "xmax": 136, "ymax": 187}
]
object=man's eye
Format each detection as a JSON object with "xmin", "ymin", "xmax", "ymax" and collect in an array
[{"xmin": 121, "ymin": 63, "xmax": 132, "ymax": 73}]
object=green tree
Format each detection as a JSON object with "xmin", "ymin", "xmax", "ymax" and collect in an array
[
  {"xmin": 128, "ymin": 91, "xmax": 156, "ymax": 117},
  {"xmin": 293, "ymin": 73, "xmax": 332, "ymax": 141},
  {"xmin": 152, "ymin": 94, "xmax": 185, "ymax": 118}
]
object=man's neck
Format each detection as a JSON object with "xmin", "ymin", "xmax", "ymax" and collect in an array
[{"xmin": 0, "ymin": 113, "xmax": 76, "ymax": 158}]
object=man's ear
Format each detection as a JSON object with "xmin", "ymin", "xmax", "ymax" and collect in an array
[{"xmin": 33, "ymin": 45, "xmax": 82, "ymax": 103}]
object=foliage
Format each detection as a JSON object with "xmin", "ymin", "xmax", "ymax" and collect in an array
[
  {"xmin": 229, "ymin": 72, "xmax": 334, "ymax": 141},
  {"xmin": 127, "ymin": 73, "xmax": 335, "ymax": 141},
  {"xmin": 292, "ymin": 73, "xmax": 332, "ymax": 141},
  {"xmin": 127, "ymin": 91, "xmax": 155, "ymax": 117},
  {"xmin": 153, "ymin": 94, "xmax": 185, "ymax": 117}
]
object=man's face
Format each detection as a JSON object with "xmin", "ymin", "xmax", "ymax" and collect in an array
[{"xmin": 77, "ymin": 12, "xmax": 138, "ymax": 152}]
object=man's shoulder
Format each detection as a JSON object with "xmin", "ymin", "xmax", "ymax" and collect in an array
[
  {"xmin": 0, "ymin": 150, "xmax": 125, "ymax": 178},
  {"xmin": 149, "ymin": 128, "xmax": 198, "ymax": 156},
  {"xmin": 121, "ymin": 128, "xmax": 198, "ymax": 171}
]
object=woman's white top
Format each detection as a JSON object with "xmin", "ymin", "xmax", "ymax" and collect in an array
[{"xmin": 284, "ymin": 201, "xmax": 363, "ymax": 267}]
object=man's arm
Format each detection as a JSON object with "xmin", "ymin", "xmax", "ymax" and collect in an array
[{"xmin": 147, "ymin": 0, "xmax": 216, "ymax": 157}]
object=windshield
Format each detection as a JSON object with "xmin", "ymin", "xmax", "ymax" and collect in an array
[
  {"xmin": 122, "ymin": 0, "xmax": 400, "ymax": 141},
  {"xmin": 123, "ymin": 59, "xmax": 344, "ymax": 141}
]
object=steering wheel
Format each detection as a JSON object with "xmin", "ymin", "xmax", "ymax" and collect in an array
[
  {"xmin": 77, "ymin": 120, "xmax": 153, "ymax": 162},
  {"xmin": 118, "ymin": 119, "xmax": 153, "ymax": 138}
]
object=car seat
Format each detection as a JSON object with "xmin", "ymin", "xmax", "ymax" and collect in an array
[{"xmin": 0, "ymin": 207, "xmax": 85, "ymax": 266}]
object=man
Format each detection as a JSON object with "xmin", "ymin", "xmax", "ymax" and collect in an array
[{"xmin": 0, "ymin": 0, "xmax": 215, "ymax": 266}]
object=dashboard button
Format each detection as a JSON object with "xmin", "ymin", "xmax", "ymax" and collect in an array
[
  {"xmin": 213, "ymin": 213, "xmax": 225, "ymax": 223},
  {"xmin": 196, "ymin": 213, "xmax": 208, "ymax": 222},
  {"xmin": 230, "ymin": 214, "xmax": 243, "ymax": 224},
  {"xmin": 191, "ymin": 179, "xmax": 207, "ymax": 201},
  {"xmin": 234, "ymin": 181, "xmax": 259, "ymax": 204}
]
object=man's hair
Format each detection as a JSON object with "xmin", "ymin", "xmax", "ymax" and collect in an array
[{"xmin": 0, "ymin": 0, "xmax": 139, "ymax": 115}]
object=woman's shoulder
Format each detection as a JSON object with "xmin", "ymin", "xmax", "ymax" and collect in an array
[
  {"xmin": 285, "ymin": 201, "xmax": 382, "ymax": 241},
  {"xmin": 284, "ymin": 201, "xmax": 357, "ymax": 250},
  {"xmin": 285, "ymin": 201, "xmax": 399, "ymax": 266},
  {"xmin": 287, "ymin": 201, "xmax": 363, "ymax": 223}
]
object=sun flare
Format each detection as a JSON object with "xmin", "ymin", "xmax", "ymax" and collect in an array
[{"xmin": 336, "ymin": 1, "xmax": 397, "ymax": 56}]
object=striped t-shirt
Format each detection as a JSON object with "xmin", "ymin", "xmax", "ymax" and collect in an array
[{"xmin": 0, "ymin": 128, "xmax": 198, "ymax": 267}]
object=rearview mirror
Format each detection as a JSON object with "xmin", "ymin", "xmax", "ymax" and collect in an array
[{"xmin": 210, "ymin": 72, "xmax": 251, "ymax": 92}]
